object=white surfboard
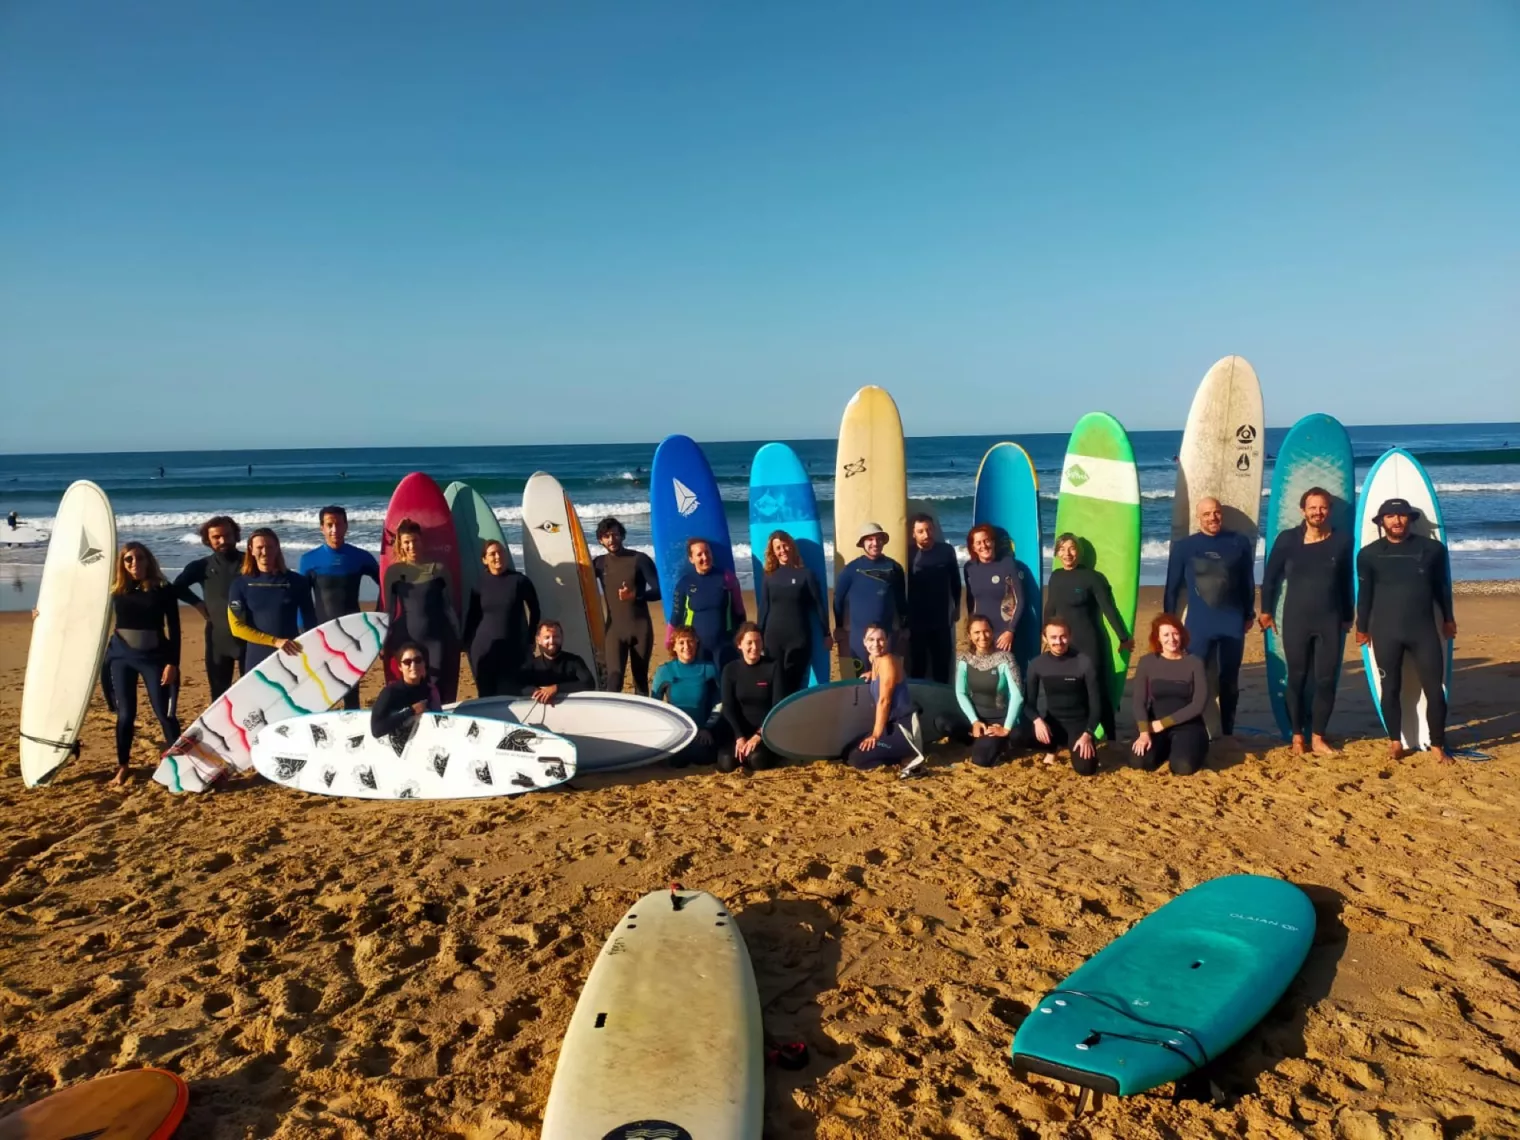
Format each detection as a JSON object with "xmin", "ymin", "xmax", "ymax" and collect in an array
[
  {"xmin": 451, "ymin": 692, "xmax": 697, "ymax": 772},
  {"xmin": 541, "ymin": 888, "xmax": 764, "ymax": 1140},
  {"xmin": 0, "ymin": 522, "xmax": 48, "ymax": 545},
  {"xmin": 153, "ymin": 612, "xmax": 391, "ymax": 793},
  {"xmin": 19, "ymin": 482, "xmax": 115, "ymax": 787},
  {"xmin": 250, "ymin": 710, "xmax": 575, "ymax": 798},
  {"xmin": 1172, "ymin": 355, "xmax": 1266, "ymax": 543},
  {"xmin": 521, "ymin": 472, "xmax": 605, "ymax": 685}
]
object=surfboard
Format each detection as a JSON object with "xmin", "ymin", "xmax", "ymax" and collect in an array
[
  {"xmin": 444, "ymin": 482, "xmax": 512, "ymax": 609},
  {"xmin": 19, "ymin": 481, "xmax": 116, "ymax": 788},
  {"xmin": 1054, "ymin": 414, "xmax": 1141, "ymax": 722},
  {"xmin": 1263, "ymin": 414, "xmax": 1355, "ymax": 739},
  {"xmin": 0, "ymin": 1067, "xmax": 188, "ymax": 1140},
  {"xmin": 1173, "ymin": 355, "xmax": 1266, "ymax": 544},
  {"xmin": 761, "ymin": 679, "xmax": 969, "ymax": 762},
  {"xmin": 541, "ymin": 887, "xmax": 763, "ymax": 1140},
  {"xmin": 1355, "ymin": 448, "xmax": 1453, "ymax": 750},
  {"xmin": 834, "ymin": 386, "xmax": 908, "ymax": 585},
  {"xmin": 452, "ymin": 692, "xmax": 698, "ymax": 772},
  {"xmin": 650, "ymin": 435, "xmax": 734, "ymax": 624},
  {"xmin": 152, "ymin": 612, "xmax": 390, "ymax": 794},
  {"xmin": 749, "ymin": 442, "xmax": 830, "ymax": 687},
  {"xmin": 0, "ymin": 521, "xmax": 47, "ymax": 545},
  {"xmin": 521, "ymin": 471, "xmax": 605, "ymax": 682},
  {"xmin": 250, "ymin": 710, "xmax": 575, "ymax": 799},
  {"xmin": 1012, "ymin": 874, "xmax": 1315, "ymax": 1098},
  {"xmin": 379, "ymin": 472, "xmax": 461, "ymax": 679},
  {"xmin": 974, "ymin": 442, "xmax": 1044, "ymax": 668}
]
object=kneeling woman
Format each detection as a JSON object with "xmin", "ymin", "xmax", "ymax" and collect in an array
[
  {"xmin": 720, "ymin": 622, "xmax": 780, "ymax": 772},
  {"xmin": 103, "ymin": 543, "xmax": 183, "ymax": 786},
  {"xmin": 954, "ymin": 614, "xmax": 1023, "ymax": 768},
  {"xmin": 652, "ymin": 625, "xmax": 725, "ymax": 768},
  {"xmin": 1130, "ymin": 613, "xmax": 1210, "ymax": 775},
  {"xmin": 370, "ymin": 642, "xmax": 441, "ymax": 737},
  {"xmin": 845, "ymin": 624, "xmax": 926, "ymax": 778},
  {"xmin": 1025, "ymin": 618, "xmax": 1101, "ymax": 775}
]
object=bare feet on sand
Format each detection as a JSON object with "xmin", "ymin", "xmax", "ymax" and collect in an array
[
  {"xmin": 1311, "ymin": 735, "xmax": 1338, "ymax": 756},
  {"xmin": 1388, "ymin": 741, "xmax": 1406, "ymax": 762},
  {"xmin": 1041, "ymin": 753, "xmax": 1057, "ymax": 767},
  {"xmin": 1432, "ymin": 746, "xmax": 1455, "ymax": 766},
  {"xmin": 1291, "ymin": 734, "xmax": 1306, "ymax": 756},
  {"xmin": 108, "ymin": 768, "xmax": 129, "ymax": 788}
]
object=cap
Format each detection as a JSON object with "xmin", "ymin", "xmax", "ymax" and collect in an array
[
  {"xmin": 1373, "ymin": 497, "xmax": 1422, "ymax": 523},
  {"xmin": 856, "ymin": 522, "xmax": 888, "ymax": 547}
]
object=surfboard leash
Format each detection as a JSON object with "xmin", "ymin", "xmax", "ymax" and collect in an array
[{"xmin": 1044, "ymin": 988, "xmax": 1210, "ymax": 1071}]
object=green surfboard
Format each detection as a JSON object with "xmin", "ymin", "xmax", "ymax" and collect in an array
[
  {"xmin": 445, "ymin": 481, "xmax": 511, "ymax": 606},
  {"xmin": 1053, "ymin": 413, "xmax": 1141, "ymax": 725}
]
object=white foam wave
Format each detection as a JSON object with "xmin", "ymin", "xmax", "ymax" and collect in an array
[{"xmin": 1435, "ymin": 482, "xmax": 1520, "ymax": 494}]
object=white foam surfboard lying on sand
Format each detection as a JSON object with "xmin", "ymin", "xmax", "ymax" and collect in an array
[{"xmin": 451, "ymin": 691, "xmax": 697, "ymax": 772}]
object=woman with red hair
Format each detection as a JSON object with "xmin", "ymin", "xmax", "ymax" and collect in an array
[{"xmin": 1130, "ymin": 613, "xmax": 1210, "ymax": 775}]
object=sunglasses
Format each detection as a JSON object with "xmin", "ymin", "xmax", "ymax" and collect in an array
[
  {"xmin": 399, "ymin": 657, "xmax": 425, "ymax": 667},
  {"xmin": 123, "ymin": 554, "xmax": 140, "ymax": 564}
]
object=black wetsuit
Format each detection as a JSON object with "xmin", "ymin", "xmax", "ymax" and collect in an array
[
  {"xmin": 593, "ymin": 549, "xmax": 660, "ymax": 694},
  {"xmin": 104, "ymin": 583, "xmax": 183, "ymax": 768},
  {"xmin": 1262, "ymin": 526, "xmax": 1354, "ymax": 737},
  {"xmin": 758, "ymin": 564, "xmax": 829, "ymax": 698},
  {"xmin": 1164, "ymin": 530, "xmax": 1256, "ymax": 735},
  {"xmin": 720, "ymin": 656, "xmax": 780, "ymax": 771},
  {"xmin": 462, "ymin": 570, "xmax": 541, "ymax": 698},
  {"xmin": 173, "ymin": 548, "xmax": 244, "ymax": 698},
  {"xmin": 907, "ymin": 541, "xmax": 960, "ymax": 683},
  {"xmin": 514, "ymin": 651, "xmax": 597, "ymax": 698},
  {"xmin": 1024, "ymin": 650, "xmax": 1101, "ymax": 775},
  {"xmin": 370, "ymin": 678, "xmax": 440, "ymax": 738},
  {"xmin": 1043, "ymin": 566, "xmax": 1130, "ymax": 738},
  {"xmin": 383, "ymin": 563, "xmax": 461, "ymax": 704},
  {"xmin": 1355, "ymin": 534, "xmax": 1453, "ymax": 747},
  {"xmin": 1129, "ymin": 654, "xmax": 1210, "ymax": 775}
]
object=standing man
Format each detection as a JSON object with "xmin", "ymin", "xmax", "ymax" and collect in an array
[
  {"xmin": 172, "ymin": 515, "xmax": 245, "ymax": 698},
  {"xmin": 1355, "ymin": 498, "xmax": 1455, "ymax": 764},
  {"xmin": 1260, "ymin": 487, "xmax": 1354, "ymax": 756},
  {"xmin": 833, "ymin": 523, "xmax": 909, "ymax": 679},
  {"xmin": 1164, "ymin": 497, "xmax": 1255, "ymax": 737},
  {"xmin": 592, "ymin": 517, "xmax": 660, "ymax": 694},
  {"xmin": 670, "ymin": 538, "xmax": 746, "ymax": 673},
  {"xmin": 299, "ymin": 505, "xmax": 381, "ymax": 709},
  {"xmin": 905, "ymin": 513, "xmax": 959, "ymax": 682}
]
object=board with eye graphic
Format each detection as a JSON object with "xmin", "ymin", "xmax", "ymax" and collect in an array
[{"xmin": 249, "ymin": 711, "xmax": 577, "ymax": 799}]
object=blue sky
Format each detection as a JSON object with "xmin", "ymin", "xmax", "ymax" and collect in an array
[{"xmin": 2, "ymin": 1, "xmax": 1516, "ymax": 452}]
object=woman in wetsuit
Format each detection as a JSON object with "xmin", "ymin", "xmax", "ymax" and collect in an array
[
  {"xmin": 757, "ymin": 530, "xmax": 829, "ymax": 699},
  {"xmin": 103, "ymin": 543, "xmax": 182, "ymax": 786},
  {"xmin": 462, "ymin": 539, "xmax": 540, "ymax": 697},
  {"xmin": 370, "ymin": 642, "xmax": 442, "ymax": 738},
  {"xmin": 226, "ymin": 529, "xmax": 315, "ymax": 670},
  {"xmin": 383, "ymin": 519, "xmax": 462, "ymax": 703},
  {"xmin": 720, "ymin": 623, "xmax": 780, "ymax": 772},
  {"xmin": 1043, "ymin": 532, "xmax": 1133, "ymax": 739},
  {"xmin": 1130, "ymin": 613, "xmax": 1210, "ymax": 775},
  {"xmin": 954, "ymin": 614, "xmax": 1023, "ymax": 768},
  {"xmin": 845, "ymin": 624, "xmax": 927, "ymax": 779},
  {"xmin": 962, "ymin": 524, "xmax": 1023, "ymax": 655}
]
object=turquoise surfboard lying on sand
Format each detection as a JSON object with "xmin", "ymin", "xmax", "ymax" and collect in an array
[{"xmin": 1012, "ymin": 874, "xmax": 1314, "ymax": 1097}]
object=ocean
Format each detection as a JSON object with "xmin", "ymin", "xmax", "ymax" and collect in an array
[{"xmin": 3, "ymin": 423, "xmax": 1519, "ymax": 612}]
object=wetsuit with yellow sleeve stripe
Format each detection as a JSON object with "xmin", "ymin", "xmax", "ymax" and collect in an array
[{"xmin": 226, "ymin": 571, "xmax": 316, "ymax": 669}]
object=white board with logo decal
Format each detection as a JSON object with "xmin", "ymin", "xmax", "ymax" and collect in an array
[
  {"xmin": 521, "ymin": 470, "xmax": 605, "ymax": 681},
  {"xmin": 1172, "ymin": 355, "xmax": 1266, "ymax": 544}
]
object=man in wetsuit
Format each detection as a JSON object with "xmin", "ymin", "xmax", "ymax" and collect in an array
[
  {"xmin": 1164, "ymin": 497, "xmax": 1255, "ymax": 737},
  {"xmin": 593, "ymin": 517, "xmax": 660, "ymax": 694},
  {"xmin": 906, "ymin": 514, "xmax": 960, "ymax": 683},
  {"xmin": 1260, "ymin": 486, "xmax": 1354, "ymax": 755},
  {"xmin": 172, "ymin": 515, "xmax": 245, "ymax": 698},
  {"xmin": 300, "ymin": 505, "xmax": 381, "ymax": 709},
  {"xmin": 516, "ymin": 620, "xmax": 597, "ymax": 704},
  {"xmin": 670, "ymin": 538, "xmax": 746, "ymax": 672},
  {"xmin": 1355, "ymin": 498, "xmax": 1456, "ymax": 764},
  {"xmin": 833, "ymin": 523, "xmax": 909, "ymax": 680}
]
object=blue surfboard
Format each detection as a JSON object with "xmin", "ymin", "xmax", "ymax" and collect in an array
[
  {"xmin": 973, "ymin": 442, "xmax": 1043, "ymax": 668},
  {"xmin": 1263, "ymin": 414, "xmax": 1355, "ymax": 739},
  {"xmin": 650, "ymin": 435, "xmax": 734, "ymax": 623},
  {"xmin": 1012, "ymin": 874, "xmax": 1315, "ymax": 1097},
  {"xmin": 749, "ymin": 443, "xmax": 830, "ymax": 687}
]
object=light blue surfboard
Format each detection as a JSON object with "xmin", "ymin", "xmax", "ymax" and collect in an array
[
  {"xmin": 1012, "ymin": 874, "xmax": 1315, "ymax": 1097},
  {"xmin": 749, "ymin": 443, "xmax": 830, "ymax": 687},
  {"xmin": 1263, "ymin": 415, "xmax": 1355, "ymax": 739},
  {"xmin": 650, "ymin": 435, "xmax": 734, "ymax": 623},
  {"xmin": 973, "ymin": 442, "xmax": 1043, "ymax": 669}
]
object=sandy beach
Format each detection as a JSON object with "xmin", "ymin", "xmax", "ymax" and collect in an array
[{"xmin": 2, "ymin": 584, "xmax": 1518, "ymax": 1138}]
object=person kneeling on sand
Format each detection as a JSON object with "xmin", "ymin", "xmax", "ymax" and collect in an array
[
  {"xmin": 1129, "ymin": 613, "xmax": 1211, "ymax": 776},
  {"xmin": 843, "ymin": 624, "xmax": 927, "ymax": 779},
  {"xmin": 370, "ymin": 642, "xmax": 441, "ymax": 737},
  {"xmin": 652, "ymin": 625, "xmax": 726, "ymax": 768},
  {"xmin": 1024, "ymin": 618, "xmax": 1101, "ymax": 775},
  {"xmin": 953, "ymin": 614, "xmax": 1023, "ymax": 768}
]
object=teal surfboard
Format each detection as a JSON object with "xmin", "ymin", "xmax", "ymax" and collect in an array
[
  {"xmin": 445, "ymin": 481, "xmax": 511, "ymax": 606},
  {"xmin": 749, "ymin": 443, "xmax": 830, "ymax": 687},
  {"xmin": 973, "ymin": 442, "xmax": 1043, "ymax": 669},
  {"xmin": 1263, "ymin": 415, "xmax": 1355, "ymax": 739},
  {"xmin": 1012, "ymin": 874, "xmax": 1315, "ymax": 1097}
]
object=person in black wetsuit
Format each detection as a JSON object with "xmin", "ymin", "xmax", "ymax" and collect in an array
[
  {"xmin": 1355, "ymin": 497, "xmax": 1456, "ymax": 764},
  {"xmin": 383, "ymin": 519, "xmax": 462, "ymax": 703},
  {"xmin": 593, "ymin": 517, "xmax": 660, "ymax": 694},
  {"xmin": 757, "ymin": 529, "xmax": 829, "ymax": 698},
  {"xmin": 1260, "ymin": 487, "xmax": 1354, "ymax": 755},
  {"xmin": 720, "ymin": 623, "xmax": 781, "ymax": 773},
  {"xmin": 1024, "ymin": 618, "xmax": 1102, "ymax": 776},
  {"xmin": 173, "ymin": 515, "xmax": 245, "ymax": 698},
  {"xmin": 963, "ymin": 523, "xmax": 1025, "ymax": 656},
  {"xmin": 906, "ymin": 514, "xmax": 960, "ymax": 683},
  {"xmin": 1044, "ymin": 532, "xmax": 1133, "ymax": 739},
  {"xmin": 370, "ymin": 642, "xmax": 441, "ymax": 737},
  {"xmin": 463, "ymin": 539, "xmax": 541, "ymax": 697},
  {"xmin": 515, "ymin": 620, "xmax": 597, "ymax": 704},
  {"xmin": 102, "ymin": 543, "xmax": 182, "ymax": 786},
  {"xmin": 1129, "ymin": 613, "xmax": 1210, "ymax": 776},
  {"xmin": 299, "ymin": 505, "xmax": 381, "ymax": 709}
]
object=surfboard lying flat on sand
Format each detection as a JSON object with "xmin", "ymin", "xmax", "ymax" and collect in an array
[
  {"xmin": 1264, "ymin": 414, "xmax": 1355, "ymax": 739},
  {"xmin": 452, "ymin": 692, "xmax": 697, "ymax": 772},
  {"xmin": 0, "ymin": 1067, "xmax": 188, "ymax": 1140},
  {"xmin": 1013, "ymin": 874, "xmax": 1314, "ymax": 1098},
  {"xmin": 444, "ymin": 481, "xmax": 512, "ymax": 605},
  {"xmin": 521, "ymin": 471, "xmax": 605, "ymax": 682},
  {"xmin": 651, "ymin": 434, "xmax": 734, "ymax": 623},
  {"xmin": 0, "ymin": 521, "xmax": 47, "ymax": 545},
  {"xmin": 1173, "ymin": 355, "xmax": 1266, "ymax": 544},
  {"xmin": 153, "ymin": 612, "xmax": 390, "ymax": 793},
  {"xmin": 251, "ymin": 710, "xmax": 575, "ymax": 799},
  {"xmin": 541, "ymin": 888, "xmax": 763, "ymax": 1140},
  {"xmin": 1356, "ymin": 448, "xmax": 1453, "ymax": 751},
  {"xmin": 761, "ymin": 679, "xmax": 969, "ymax": 762},
  {"xmin": 749, "ymin": 441, "xmax": 830, "ymax": 687},
  {"xmin": 20, "ymin": 481, "xmax": 116, "ymax": 787},
  {"xmin": 834, "ymin": 386, "xmax": 908, "ymax": 582},
  {"xmin": 974, "ymin": 442, "xmax": 1043, "ymax": 668}
]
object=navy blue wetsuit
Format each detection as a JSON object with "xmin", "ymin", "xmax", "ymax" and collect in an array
[
  {"xmin": 670, "ymin": 569, "xmax": 746, "ymax": 671},
  {"xmin": 300, "ymin": 542, "xmax": 380, "ymax": 708},
  {"xmin": 833, "ymin": 555, "xmax": 909, "ymax": 679},
  {"xmin": 1164, "ymin": 530, "xmax": 1255, "ymax": 735},
  {"xmin": 226, "ymin": 571, "xmax": 317, "ymax": 670},
  {"xmin": 105, "ymin": 582, "xmax": 183, "ymax": 768}
]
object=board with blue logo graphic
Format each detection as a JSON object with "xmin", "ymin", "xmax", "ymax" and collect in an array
[
  {"xmin": 748, "ymin": 442, "xmax": 830, "ymax": 686},
  {"xmin": 650, "ymin": 435, "xmax": 734, "ymax": 622}
]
